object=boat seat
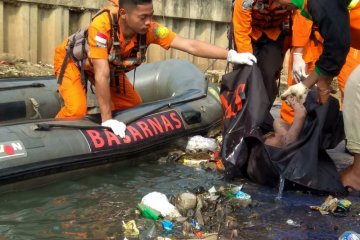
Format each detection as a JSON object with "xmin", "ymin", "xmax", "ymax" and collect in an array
[
  {"xmin": 0, "ymin": 101, "xmax": 27, "ymax": 121},
  {"xmin": 0, "ymin": 77, "xmax": 61, "ymax": 122},
  {"xmin": 127, "ymin": 59, "xmax": 206, "ymax": 103},
  {"xmin": 85, "ymin": 113, "xmax": 102, "ymax": 124}
]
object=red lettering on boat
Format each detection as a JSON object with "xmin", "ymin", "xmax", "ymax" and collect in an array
[
  {"xmin": 104, "ymin": 130, "xmax": 121, "ymax": 146},
  {"xmin": 123, "ymin": 134, "xmax": 132, "ymax": 144},
  {"xmin": 161, "ymin": 115, "xmax": 174, "ymax": 131},
  {"xmin": 86, "ymin": 130, "xmax": 105, "ymax": 149},
  {"xmin": 170, "ymin": 112, "xmax": 183, "ymax": 129},
  {"xmin": 136, "ymin": 121, "xmax": 154, "ymax": 138},
  {"xmin": 147, "ymin": 118, "xmax": 164, "ymax": 134},
  {"xmin": 127, "ymin": 126, "xmax": 144, "ymax": 141}
]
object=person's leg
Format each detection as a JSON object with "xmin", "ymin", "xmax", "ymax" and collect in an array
[
  {"xmin": 111, "ymin": 74, "xmax": 142, "ymax": 111},
  {"xmin": 341, "ymin": 65, "xmax": 360, "ymax": 191},
  {"xmin": 54, "ymin": 46, "xmax": 87, "ymax": 119},
  {"xmin": 254, "ymin": 37, "xmax": 284, "ymax": 106},
  {"xmin": 341, "ymin": 154, "xmax": 360, "ymax": 192}
]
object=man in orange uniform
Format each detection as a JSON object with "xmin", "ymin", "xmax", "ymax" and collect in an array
[
  {"xmin": 281, "ymin": 10, "xmax": 360, "ymax": 124},
  {"xmin": 232, "ymin": 0, "xmax": 292, "ymax": 106},
  {"xmin": 276, "ymin": 0, "xmax": 360, "ymax": 192},
  {"xmin": 54, "ymin": 0, "xmax": 257, "ymax": 137}
]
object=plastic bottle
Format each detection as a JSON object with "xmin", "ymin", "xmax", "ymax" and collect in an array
[
  {"xmin": 139, "ymin": 220, "xmax": 157, "ymax": 240},
  {"xmin": 339, "ymin": 231, "xmax": 360, "ymax": 240},
  {"xmin": 137, "ymin": 203, "xmax": 161, "ymax": 220},
  {"xmin": 182, "ymin": 159, "xmax": 208, "ymax": 167}
]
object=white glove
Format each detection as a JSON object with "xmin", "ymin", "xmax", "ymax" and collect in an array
[
  {"xmin": 102, "ymin": 119, "xmax": 126, "ymax": 138},
  {"xmin": 280, "ymin": 82, "xmax": 309, "ymax": 105},
  {"xmin": 227, "ymin": 49, "xmax": 257, "ymax": 66},
  {"xmin": 292, "ymin": 53, "xmax": 308, "ymax": 83}
]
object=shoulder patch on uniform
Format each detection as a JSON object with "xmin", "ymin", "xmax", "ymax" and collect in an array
[
  {"xmin": 95, "ymin": 32, "xmax": 108, "ymax": 48},
  {"xmin": 154, "ymin": 26, "xmax": 170, "ymax": 39},
  {"xmin": 242, "ymin": 0, "xmax": 254, "ymax": 10}
]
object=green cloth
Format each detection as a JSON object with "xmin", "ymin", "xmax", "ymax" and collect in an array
[
  {"xmin": 291, "ymin": 0, "xmax": 304, "ymax": 9},
  {"xmin": 291, "ymin": 0, "xmax": 312, "ymax": 20},
  {"xmin": 315, "ymin": 65, "xmax": 332, "ymax": 77}
]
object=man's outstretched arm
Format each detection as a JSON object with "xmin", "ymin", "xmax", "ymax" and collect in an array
[{"xmin": 169, "ymin": 35, "xmax": 257, "ymax": 65}]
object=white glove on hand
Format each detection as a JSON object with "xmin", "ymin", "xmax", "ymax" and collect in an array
[
  {"xmin": 280, "ymin": 82, "xmax": 309, "ymax": 105},
  {"xmin": 292, "ymin": 53, "xmax": 307, "ymax": 83},
  {"xmin": 102, "ymin": 119, "xmax": 126, "ymax": 138},
  {"xmin": 227, "ymin": 49, "xmax": 257, "ymax": 66}
]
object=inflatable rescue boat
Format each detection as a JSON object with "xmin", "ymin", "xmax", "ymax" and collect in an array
[{"xmin": 0, "ymin": 59, "xmax": 222, "ymax": 185}]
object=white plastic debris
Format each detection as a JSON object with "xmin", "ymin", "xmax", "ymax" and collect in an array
[
  {"xmin": 185, "ymin": 135, "xmax": 217, "ymax": 153},
  {"xmin": 208, "ymin": 186, "xmax": 217, "ymax": 195},
  {"xmin": 208, "ymin": 186, "xmax": 219, "ymax": 201},
  {"xmin": 230, "ymin": 185, "xmax": 243, "ymax": 194},
  {"xmin": 141, "ymin": 192, "xmax": 181, "ymax": 218},
  {"xmin": 286, "ymin": 219, "xmax": 300, "ymax": 227}
]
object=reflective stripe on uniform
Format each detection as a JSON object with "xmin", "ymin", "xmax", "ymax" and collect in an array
[{"xmin": 349, "ymin": 0, "xmax": 359, "ymax": 10}]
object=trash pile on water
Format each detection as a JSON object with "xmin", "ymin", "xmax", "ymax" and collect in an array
[
  {"xmin": 310, "ymin": 195, "xmax": 352, "ymax": 216},
  {"xmin": 121, "ymin": 188, "xmax": 358, "ymax": 240},
  {"xmin": 122, "ymin": 184, "xmax": 253, "ymax": 240},
  {"xmin": 157, "ymin": 135, "xmax": 225, "ymax": 171},
  {"xmin": 120, "ymin": 135, "xmax": 359, "ymax": 239}
]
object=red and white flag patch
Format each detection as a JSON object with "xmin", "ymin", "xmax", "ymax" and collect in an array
[{"xmin": 95, "ymin": 32, "xmax": 108, "ymax": 48}]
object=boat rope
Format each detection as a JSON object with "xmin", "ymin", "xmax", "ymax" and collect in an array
[
  {"xmin": 29, "ymin": 98, "xmax": 42, "ymax": 120},
  {"xmin": 35, "ymin": 123, "xmax": 111, "ymax": 131},
  {"xmin": 0, "ymin": 83, "xmax": 45, "ymax": 91}
]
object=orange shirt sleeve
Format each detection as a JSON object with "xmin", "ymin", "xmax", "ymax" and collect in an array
[
  {"xmin": 292, "ymin": 10, "xmax": 313, "ymax": 47},
  {"xmin": 87, "ymin": 12, "xmax": 112, "ymax": 59},
  {"xmin": 147, "ymin": 22, "xmax": 176, "ymax": 49},
  {"xmin": 233, "ymin": 0, "xmax": 253, "ymax": 53}
]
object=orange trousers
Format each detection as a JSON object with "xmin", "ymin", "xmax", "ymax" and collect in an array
[
  {"xmin": 337, "ymin": 48, "xmax": 360, "ymax": 102},
  {"xmin": 280, "ymin": 47, "xmax": 360, "ymax": 124},
  {"xmin": 54, "ymin": 40, "xmax": 142, "ymax": 119}
]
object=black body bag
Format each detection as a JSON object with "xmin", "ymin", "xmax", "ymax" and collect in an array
[{"xmin": 220, "ymin": 65, "xmax": 345, "ymax": 194}]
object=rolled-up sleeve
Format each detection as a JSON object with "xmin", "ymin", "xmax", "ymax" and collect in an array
[{"xmin": 233, "ymin": 0, "xmax": 253, "ymax": 53}]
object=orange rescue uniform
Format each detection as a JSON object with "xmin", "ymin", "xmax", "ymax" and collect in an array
[
  {"xmin": 54, "ymin": 10, "xmax": 176, "ymax": 119},
  {"xmin": 232, "ymin": 0, "xmax": 291, "ymax": 105},
  {"xmin": 233, "ymin": 0, "xmax": 290, "ymax": 53},
  {"xmin": 281, "ymin": 4, "xmax": 360, "ymax": 124},
  {"xmin": 280, "ymin": 10, "xmax": 323, "ymax": 124}
]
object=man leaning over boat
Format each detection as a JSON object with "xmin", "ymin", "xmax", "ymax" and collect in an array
[{"xmin": 54, "ymin": 0, "xmax": 257, "ymax": 137}]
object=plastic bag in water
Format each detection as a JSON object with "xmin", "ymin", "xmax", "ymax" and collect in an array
[
  {"xmin": 141, "ymin": 192, "xmax": 181, "ymax": 218},
  {"xmin": 185, "ymin": 135, "xmax": 217, "ymax": 153},
  {"xmin": 338, "ymin": 231, "xmax": 360, "ymax": 240}
]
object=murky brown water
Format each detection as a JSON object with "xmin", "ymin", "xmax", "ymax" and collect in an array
[{"xmin": 0, "ymin": 144, "xmax": 358, "ymax": 240}]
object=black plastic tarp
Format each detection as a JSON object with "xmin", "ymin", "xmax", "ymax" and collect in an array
[{"xmin": 220, "ymin": 65, "xmax": 346, "ymax": 194}]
